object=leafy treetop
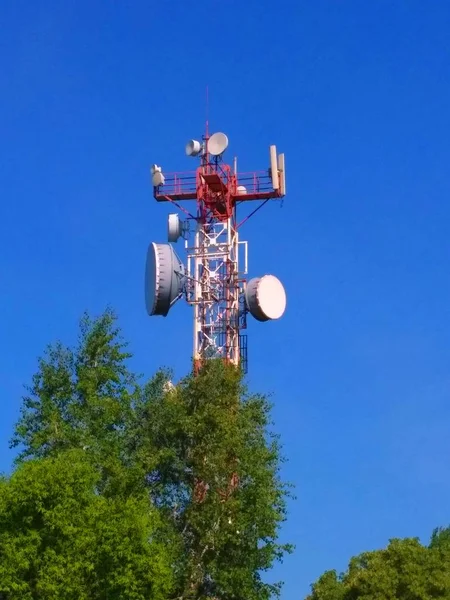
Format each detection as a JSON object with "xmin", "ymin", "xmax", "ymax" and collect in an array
[
  {"xmin": 131, "ymin": 359, "xmax": 294, "ymax": 600},
  {"xmin": 9, "ymin": 310, "xmax": 293, "ymax": 600},
  {"xmin": 307, "ymin": 527, "xmax": 450, "ymax": 600}
]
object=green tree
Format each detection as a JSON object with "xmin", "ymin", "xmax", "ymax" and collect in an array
[
  {"xmin": 10, "ymin": 311, "xmax": 293, "ymax": 600},
  {"xmin": 0, "ymin": 450, "xmax": 175, "ymax": 600},
  {"xmin": 307, "ymin": 528, "xmax": 450, "ymax": 600},
  {"xmin": 11, "ymin": 309, "xmax": 139, "ymax": 494},
  {"xmin": 132, "ymin": 359, "xmax": 293, "ymax": 600}
]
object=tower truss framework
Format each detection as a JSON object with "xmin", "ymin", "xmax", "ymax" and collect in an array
[{"xmin": 152, "ymin": 126, "xmax": 285, "ymax": 373}]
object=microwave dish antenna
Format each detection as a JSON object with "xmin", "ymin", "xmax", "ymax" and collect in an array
[
  {"xmin": 207, "ymin": 132, "xmax": 229, "ymax": 156},
  {"xmin": 152, "ymin": 171, "xmax": 165, "ymax": 187},
  {"xmin": 168, "ymin": 213, "xmax": 188, "ymax": 242},
  {"xmin": 145, "ymin": 242, "xmax": 185, "ymax": 317},
  {"xmin": 186, "ymin": 139, "xmax": 203, "ymax": 157},
  {"xmin": 245, "ymin": 275, "xmax": 286, "ymax": 322},
  {"xmin": 151, "ymin": 164, "xmax": 165, "ymax": 187}
]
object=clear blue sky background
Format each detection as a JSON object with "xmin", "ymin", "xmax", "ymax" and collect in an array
[{"xmin": 1, "ymin": 0, "xmax": 450, "ymax": 597}]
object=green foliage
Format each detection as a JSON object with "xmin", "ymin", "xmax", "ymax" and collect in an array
[
  {"xmin": 307, "ymin": 528, "xmax": 450, "ymax": 600},
  {"xmin": 430, "ymin": 527, "xmax": 450, "ymax": 551},
  {"xmin": 8, "ymin": 311, "xmax": 293, "ymax": 600},
  {"xmin": 133, "ymin": 359, "xmax": 293, "ymax": 600},
  {"xmin": 11, "ymin": 309, "xmax": 140, "ymax": 494},
  {"xmin": 0, "ymin": 450, "xmax": 174, "ymax": 600}
]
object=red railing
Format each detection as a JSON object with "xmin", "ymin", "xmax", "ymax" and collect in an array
[
  {"xmin": 235, "ymin": 171, "xmax": 274, "ymax": 196},
  {"xmin": 154, "ymin": 170, "xmax": 278, "ymax": 202},
  {"xmin": 154, "ymin": 171, "xmax": 197, "ymax": 201}
]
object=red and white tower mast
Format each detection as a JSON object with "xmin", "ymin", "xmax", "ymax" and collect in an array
[{"xmin": 147, "ymin": 125, "xmax": 286, "ymax": 373}]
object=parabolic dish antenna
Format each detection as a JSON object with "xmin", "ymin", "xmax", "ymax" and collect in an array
[
  {"xmin": 151, "ymin": 165, "xmax": 165, "ymax": 187},
  {"xmin": 152, "ymin": 171, "xmax": 165, "ymax": 187},
  {"xmin": 145, "ymin": 242, "xmax": 185, "ymax": 317},
  {"xmin": 185, "ymin": 139, "xmax": 202, "ymax": 156},
  {"xmin": 207, "ymin": 132, "xmax": 229, "ymax": 156},
  {"xmin": 245, "ymin": 275, "xmax": 286, "ymax": 322},
  {"xmin": 168, "ymin": 213, "xmax": 183, "ymax": 242}
]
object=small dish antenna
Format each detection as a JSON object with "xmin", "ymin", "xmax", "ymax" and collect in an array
[
  {"xmin": 207, "ymin": 132, "xmax": 229, "ymax": 156},
  {"xmin": 151, "ymin": 164, "xmax": 165, "ymax": 187},
  {"xmin": 185, "ymin": 139, "xmax": 203, "ymax": 157},
  {"xmin": 152, "ymin": 172, "xmax": 165, "ymax": 187},
  {"xmin": 245, "ymin": 275, "xmax": 286, "ymax": 321},
  {"xmin": 145, "ymin": 242, "xmax": 185, "ymax": 317},
  {"xmin": 237, "ymin": 185, "xmax": 247, "ymax": 195},
  {"xmin": 168, "ymin": 213, "xmax": 188, "ymax": 242}
]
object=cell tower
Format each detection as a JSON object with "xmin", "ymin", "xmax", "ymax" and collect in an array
[{"xmin": 145, "ymin": 125, "xmax": 287, "ymax": 373}]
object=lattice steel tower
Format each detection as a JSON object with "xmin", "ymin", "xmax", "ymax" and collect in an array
[{"xmin": 145, "ymin": 125, "xmax": 287, "ymax": 373}]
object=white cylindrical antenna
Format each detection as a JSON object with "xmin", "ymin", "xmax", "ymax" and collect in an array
[
  {"xmin": 152, "ymin": 171, "xmax": 165, "ymax": 187},
  {"xmin": 151, "ymin": 164, "xmax": 165, "ymax": 186},
  {"xmin": 186, "ymin": 140, "xmax": 202, "ymax": 157},
  {"xmin": 233, "ymin": 156, "xmax": 237, "ymax": 175},
  {"xmin": 168, "ymin": 213, "xmax": 182, "ymax": 242},
  {"xmin": 269, "ymin": 145, "xmax": 279, "ymax": 190},
  {"xmin": 278, "ymin": 153, "xmax": 286, "ymax": 196}
]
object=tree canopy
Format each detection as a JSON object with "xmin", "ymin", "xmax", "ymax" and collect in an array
[
  {"xmin": 6, "ymin": 309, "xmax": 292, "ymax": 600},
  {"xmin": 4, "ymin": 309, "xmax": 450, "ymax": 599},
  {"xmin": 132, "ymin": 359, "xmax": 293, "ymax": 600},
  {"xmin": 307, "ymin": 528, "xmax": 450, "ymax": 600},
  {"xmin": 0, "ymin": 450, "xmax": 174, "ymax": 600},
  {"xmin": 11, "ymin": 310, "xmax": 139, "ymax": 495}
]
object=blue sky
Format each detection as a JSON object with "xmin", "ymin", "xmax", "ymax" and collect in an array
[{"xmin": 1, "ymin": 0, "xmax": 450, "ymax": 596}]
